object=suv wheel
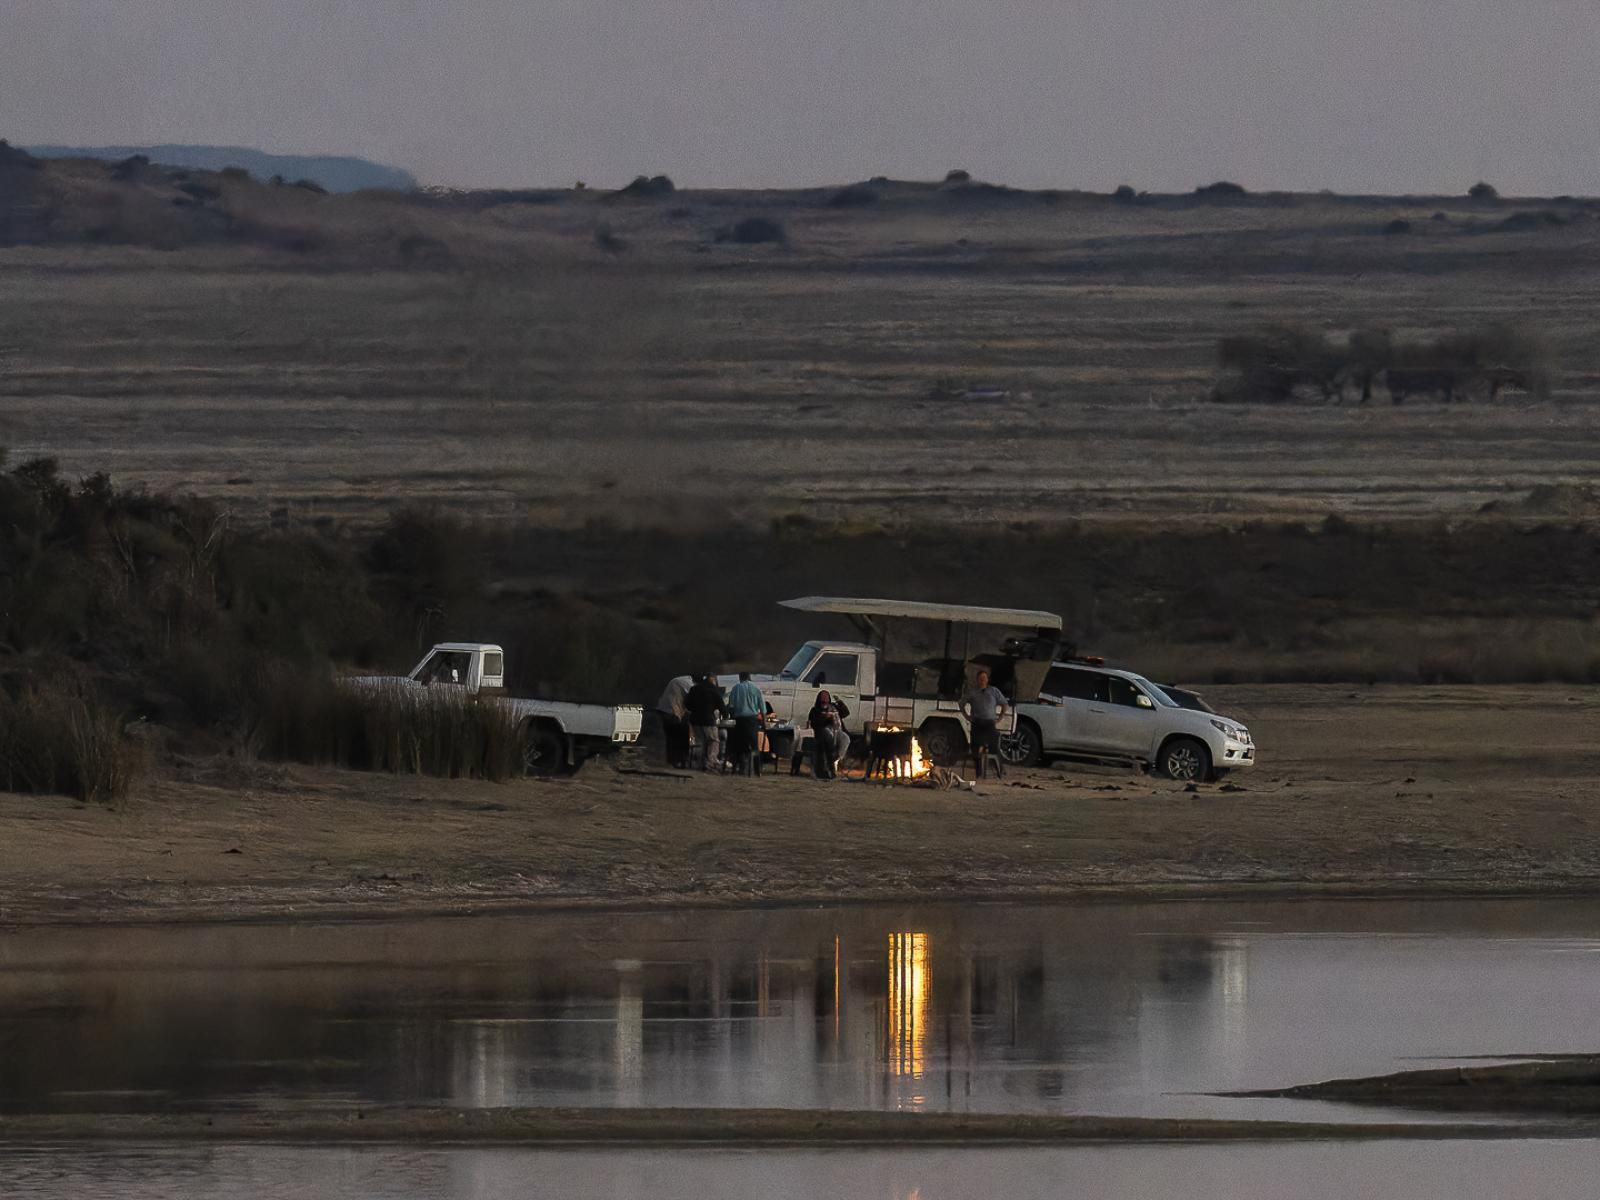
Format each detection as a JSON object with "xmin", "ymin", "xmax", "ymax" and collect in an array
[
  {"xmin": 917, "ymin": 719, "xmax": 965, "ymax": 766},
  {"xmin": 1158, "ymin": 736, "xmax": 1212, "ymax": 783},
  {"xmin": 998, "ymin": 720, "xmax": 1042, "ymax": 768}
]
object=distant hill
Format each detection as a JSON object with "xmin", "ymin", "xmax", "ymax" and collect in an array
[{"xmin": 24, "ymin": 144, "xmax": 416, "ymax": 194}]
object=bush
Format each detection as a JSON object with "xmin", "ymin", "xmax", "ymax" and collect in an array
[
  {"xmin": 1214, "ymin": 322, "xmax": 1550, "ymax": 404},
  {"xmin": 827, "ymin": 184, "xmax": 879, "ymax": 207},
  {"xmin": 249, "ymin": 668, "xmax": 522, "ymax": 781},
  {"xmin": 0, "ymin": 681, "xmax": 140, "ymax": 805},
  {"xmin": 1111, "ymin": 184, "xmax": 1138, "ymax": 204},
  {"xmin": 716, "ymin": 216, "xmax": 786, "ymax": 245},
  {"xmin": 944, "ymin": 169, "xmax": 971, "ymax": 184},
  {"xmin": 618, "ymin": 174, "xmax": 675, "ymax": 198},
  {"xmin": 1383, "ymin": 218, "xmax": 1412, "ymax": 235},
  {"xmin": 1468, "ymin": 181, "xmax": 1499, "ymax": 200},
  {"xmin": 1195, "ymin": 180, "xmax": 1247, "ymax": 199}
]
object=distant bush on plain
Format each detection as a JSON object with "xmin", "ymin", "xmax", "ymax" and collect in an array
[
  {"xmin": 1214, "ymin": 324, "xmax": 1551, "ymax": 405},
  {"xmin": 1194, "ymin": 180, "xmax": 1248, "ymax": 200},
  {"xmin": 1468, "ymin": 181, "xmax": 1499, "ymax": 200},
  {"xmin": 716, "ymin": 216, "xmax": 786, "ymax": 244},
  {"xmin": 827, "ymin": 184, "xmax": 879, "ymax": 207},
  {"xmin": 617, "ymin": 174, "xmax": 676, "ymax": 198}
]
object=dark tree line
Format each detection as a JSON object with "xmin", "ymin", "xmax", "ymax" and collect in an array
[{"xmin": 1214, "ymin": 325, "xmax": 1551, "ymax": 405}]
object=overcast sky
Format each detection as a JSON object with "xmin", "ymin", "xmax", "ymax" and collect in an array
[{"xmin": 7, "ymin": 0, "xmax": 1596, "ymax": 193}]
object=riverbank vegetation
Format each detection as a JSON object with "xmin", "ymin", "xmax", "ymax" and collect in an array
[{"xmin": 4, "ymin": 453, "xmax": 1600, "ymax": 798}]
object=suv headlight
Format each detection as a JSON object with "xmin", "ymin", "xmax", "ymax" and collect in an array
[{"xmin": 1210, "ymin": 719, "xmax": 1244, "ymax": 741}]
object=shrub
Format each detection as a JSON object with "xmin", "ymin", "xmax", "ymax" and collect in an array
[
  {"xmin": 618, "ymin": 174, "xmax": 675, "ymax": 198},
  {"xmin": 1383, "ymin": 218, "xmax": 1412, "ymax": 235},
  {"xmin": 1195, "ymin": 180, "xmax": 1247, "ymax": 199},
  {"xmin": 1111, "ymin": 184, "xmax": 1137, "ymax": 204},
  {"xmin": 0, "ymin": 681, "xmax": 140, "ymax": 805},
  {"xmin": 944, "ymin": 169, "xmax": 971, "ymax": 184},
  {"xmin": 1468, "ymin": 181, "xmax": 1499, "ymax": 200},
  {"xmin": 716, "ymin": 216, "xmax": 786, "ymax": 245},
  {"xmin": 827, "ymin": 184, "xmax": 879, "ymax": 207}
]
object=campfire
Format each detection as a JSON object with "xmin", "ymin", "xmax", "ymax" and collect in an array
[{"xmin": 864, "ymin": 727, "xmax": 971, "ymax": 789}]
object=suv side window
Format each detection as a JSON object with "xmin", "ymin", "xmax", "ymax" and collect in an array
[
  {"xmin": 1108, "ymin": 677, "xmax": 1147, "ymax": 708},
  {"xmin": 1048, "ymin": 668, "xmax": 1101, "ymax": 701},
  {"xmin": 808, "ymin": 653, "xmax": 859, "ymax": 688}
]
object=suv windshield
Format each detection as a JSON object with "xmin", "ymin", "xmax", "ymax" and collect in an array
[
  {"xmin": 779, "ymin": 642, "xmax": 822, "ymax": 680},
  {"xmin": 1125, "ymin": 673, "xmax": 1179, "ymax": 707}
]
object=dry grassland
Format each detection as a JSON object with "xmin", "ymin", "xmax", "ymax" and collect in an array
[{"xmin": 4, "ymin": 184, "xmax": 1600, "ymax": 527}]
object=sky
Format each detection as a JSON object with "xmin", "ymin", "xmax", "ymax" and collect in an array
[{"xmin": 6, "ymin": 0, "xmax": 1598, "ymax": 194}]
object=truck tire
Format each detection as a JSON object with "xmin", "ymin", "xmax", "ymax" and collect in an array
[
  {"xmin": 998, "ymin": 719, "xmax": 1043, "ymax": 768},
  {"xmin": 1157, "ymin": 736, "xmax": 1212, "ymax": 783},
  {"xmin": 523, "ymin": 723, "xmax": 570, "ymax": 777},
  {"xmin": 917, "ymin": 719, "xmax": 966, "ymax": 767}
]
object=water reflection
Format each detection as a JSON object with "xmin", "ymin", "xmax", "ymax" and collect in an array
[
  {"xmin": 887, "ymin": 932, "xmax": 929, "ymax": 1085},
  {"xmin": 2, "ymin": 899, "xmax": 1600, "ymax": 1119}
]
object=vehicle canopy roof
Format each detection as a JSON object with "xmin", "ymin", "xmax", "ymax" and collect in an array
[
  {"xmin": 779, "ymin": 596, "xmax": 1062, "ymax": 631},
  {"xmin": 428, "ymin": 642, "xmax": 500, "ymax": 654}
]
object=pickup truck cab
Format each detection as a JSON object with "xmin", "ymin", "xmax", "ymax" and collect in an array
[
  {"xmin": 1002, "ymin": 661, "xmax": 1255, "ymax": 782},
  {"xmin": 708, "ymin": 597, "xmax": 1063, "ymax": 764},
  {"xmin": 351, "ymin": 642, "xmax": 643, "ymax": 776}
]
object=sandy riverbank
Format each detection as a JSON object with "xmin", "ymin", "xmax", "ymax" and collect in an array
[{"xmin": 2, "ymin": 683, "xmax": 1597, "ymax": 927}]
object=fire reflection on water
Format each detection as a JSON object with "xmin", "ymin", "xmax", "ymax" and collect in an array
[{"xmin": 887, "ymin": 932, "xmax": 930, "ymax": 1087}]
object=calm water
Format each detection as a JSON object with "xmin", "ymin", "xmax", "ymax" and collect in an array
[
  {"xmin": 5, "ymin": 1142, "xmax": 1600, "ymax": 1200},
  {"xmin": 3, "ymin": 898, "xmax": 1600, "ymax": 1121}
]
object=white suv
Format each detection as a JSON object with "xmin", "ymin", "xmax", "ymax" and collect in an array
[{"xmin": 999, "ymin": 662, "xmax": 1255, "ymax": 782}]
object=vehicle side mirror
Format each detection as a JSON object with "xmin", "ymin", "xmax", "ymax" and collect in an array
[{"xmin": 1136, "ymin": 693, "xmax": 1153, "ymax": 709}]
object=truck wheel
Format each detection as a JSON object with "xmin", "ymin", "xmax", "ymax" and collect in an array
[
  {"xmin": 1158, "ymin": 736, "xmax": 1212, "ymax": 783},
  {"xmin": 523, "ymin": 725, "xmax": 568, "ymax": 777},
  {"xmin": 998, "ymin": 720, "xmax": 1043, "ymax": 768},
  {"xmin": 917, "ymin": 719, "xmax": 965, "ymax": 767}
]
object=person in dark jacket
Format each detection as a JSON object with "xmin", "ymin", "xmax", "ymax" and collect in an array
[
  {"xmin": 685, "ymin": 673, "xmax": 727, "ymax": 771},
  {"xmin": 807, "ymin": 689, "xmax": 851, "ymax": 779}
]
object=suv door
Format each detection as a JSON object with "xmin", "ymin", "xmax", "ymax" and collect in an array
[
  {"xmin": 1083, "ymin": 675, "xmax": 1159, "ymax": 755},
  {"xmin": 1036, "ymin": 667, "xmax": 1102, "ymax": 752},
  {"xmin": 801, "ymin": 651, "xmax": 865, "ymax": 733}
]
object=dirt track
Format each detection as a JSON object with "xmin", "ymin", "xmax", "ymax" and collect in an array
[{"xmin": 2, "ymin": 683, "xmax": 1598, "ymax": 926}]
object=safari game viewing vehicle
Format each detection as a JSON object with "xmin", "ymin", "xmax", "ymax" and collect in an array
[
  {"xmin": 715, "ymin": 597, "xmax": 1063, "ymax": 764},
  {"xmin": 350, "ymin": 642, "xmax": 643, "ymax": 776}
]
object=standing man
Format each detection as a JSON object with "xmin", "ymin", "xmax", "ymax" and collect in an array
[
  {"xmin": 685, "ymin": 672, "xmax": 727, "ymax": 772},
  {"xmin": 725, "ymin": 671, "xmax": 766, "ymax": 776},
  {"xmin": 962, "ymin": 668, "xmax": 1008, "ymax": 780},
  {"xmin": 654, "ymin": 674, "xmax": 692, "ymax": 768}
]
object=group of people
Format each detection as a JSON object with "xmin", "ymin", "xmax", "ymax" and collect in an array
[
  {"xmin": 653, "ymin": 666, "xmax": 1011, "ymax": 781},
  {"xmin": 658, "ymin": 671, "xmax": 771, "ymax": 774}
]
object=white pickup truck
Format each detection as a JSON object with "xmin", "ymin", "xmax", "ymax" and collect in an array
[
  {"xmin": 351, "ymin": 642, "xmax": 643, "ymax": 775},
  {"xmin": 712, "ymin": 597, "xmax": 1063, "ymax": 763}
]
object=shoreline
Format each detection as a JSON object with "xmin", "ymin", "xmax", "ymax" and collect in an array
[
  {"xmin": 2, "ymin": 1107, "xmax": 1594, "ymax": 1147},
  {"xmin": 10, "ymin": 875, "xmax": 1600, "ymax": 931}
]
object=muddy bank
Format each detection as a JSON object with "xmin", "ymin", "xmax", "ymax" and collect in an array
[
  {"xmin": 1228, "ymin": 1059, "xmax": 1600, "ymax": 1115},
  {"xmin": 4, "ymin": 684, "xmax": 1600, "ymax": 927},
  {"xmin": 0, "ymin": 1107, "xmax": 1584, "ymax": 1146}
]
